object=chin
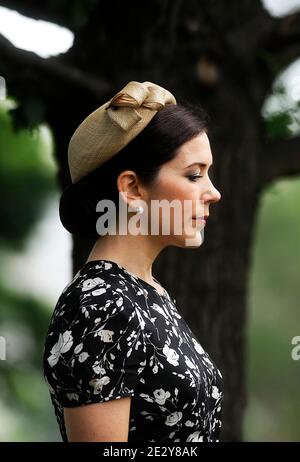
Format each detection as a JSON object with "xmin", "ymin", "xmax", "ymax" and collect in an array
[
  {"xmin": 169, "ymin": 229, "xmax": 205, "ymax": 248},
  {"xmin": 184, "ymin": 231, "xmax": 204, "ymax": 248}
]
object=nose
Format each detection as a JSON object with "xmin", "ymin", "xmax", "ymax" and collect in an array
[
  {"xmin": 211, "ymin": 184, "xmax": 221, "ymax": 203},
  {"xmin": 203, "ymin": 177, "xmax": 222, "ymax": 204}
]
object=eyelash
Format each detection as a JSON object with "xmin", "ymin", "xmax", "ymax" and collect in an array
[{"xmin": 188, "ymin": 174, "xmax": 203, "ymax": 182}]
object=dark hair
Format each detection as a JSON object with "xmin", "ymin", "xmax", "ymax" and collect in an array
[{"xmin": 59, "ymin": 100, "xmax": 210, "ymax": 239}]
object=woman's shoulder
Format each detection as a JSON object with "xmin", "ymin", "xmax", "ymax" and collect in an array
[
  {"xmin": 43, "ymin": 261, "xmax": 149, "ymax": 406},
  {"xmin": 44, "ymin": 260, "xmax": 145, "ymax": 354},
  {"xmin": 51, "ymin": 260, "xmax": 142, "ymax": 321}
]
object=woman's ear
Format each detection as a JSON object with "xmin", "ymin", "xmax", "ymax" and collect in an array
[{"xmin": 117, "ymin": 170, "xmax": 146, "ymax": 205}]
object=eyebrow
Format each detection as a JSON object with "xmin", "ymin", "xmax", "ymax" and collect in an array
[{"xmin": 184, "ymin": 162, "xmax": 213, "ymax": 169}]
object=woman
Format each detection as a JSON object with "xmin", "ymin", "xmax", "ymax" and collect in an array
[{"xmin": 43, "ymin": 80, "xmax": 223, "ymax": 442}]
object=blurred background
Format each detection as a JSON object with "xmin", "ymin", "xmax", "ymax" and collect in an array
[{"xmin": 0, "ymin": 0, "xmax": 300, "ymax": 441}]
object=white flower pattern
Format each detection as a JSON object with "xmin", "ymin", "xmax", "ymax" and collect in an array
[
  {"xmin": 47, "ymin": 330, "xmax": 73, "ymax": 367},
  {"xmin": 43, "ymin": 260, "xmax": 223, "ymax": 442}
]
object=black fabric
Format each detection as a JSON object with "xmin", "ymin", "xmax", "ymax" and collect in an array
[{"xmin": 43, "ymin": 259, "xmax": 223, "ymax": 442}]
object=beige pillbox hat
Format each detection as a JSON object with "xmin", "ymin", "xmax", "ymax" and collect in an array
[{"xmin": 68, "ymin": 80, "xmax": 177, "ymax": 184}]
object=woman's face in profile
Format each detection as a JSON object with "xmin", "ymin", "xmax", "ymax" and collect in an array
[{"xmin": 147, "ymin": 131, "xmax": 221, "ymax": 248}]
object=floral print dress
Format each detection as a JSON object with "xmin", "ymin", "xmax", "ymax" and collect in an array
[{"xmin": 43, "ymin": 259, "xmax": 223, "ymax": 442}]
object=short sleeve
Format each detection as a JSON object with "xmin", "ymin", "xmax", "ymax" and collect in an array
[{"xmin": 45, "ymin": 285, "xmax": 147, "ymax": 408}]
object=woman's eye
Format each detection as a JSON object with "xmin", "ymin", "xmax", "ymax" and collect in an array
[{"xmin": 188, "ymin": 174, "xmax": 203, "ymax": 182}]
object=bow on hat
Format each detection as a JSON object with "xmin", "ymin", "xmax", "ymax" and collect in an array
[{"xmin": 105, "ymin": 80, "xmax": 177, "ymax": 131}]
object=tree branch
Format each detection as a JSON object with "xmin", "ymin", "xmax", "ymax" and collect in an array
[
  {"xmin": 0, "ymin": 33, "xmax": 111, "ymax": 99},
  {"xmin": 261, "ymin": 135, "xmax": 300, "ymax": 185}
]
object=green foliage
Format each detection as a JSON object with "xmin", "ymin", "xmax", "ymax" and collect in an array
[
  {"xmin": 0, "ymin": 282, "xmax": 51, "ymax": 359},
  {"xmin": 263, "ymin": 84, "xmax": 300, "ymax": 139},
  {"xmin": 0, "ymin": 100, "xmax": 61, "ymax": 441},
  {"xmin": 244, "ymin": 177, "xmax": 300, "ymax": 441},
  {"xmin": 0, "ymin": 282, "xmax": 61, "ymax": 441},
  {"xmin": 0, "ymin": 105, "xmax": 57, "ymax": 250},
  {"xmin": 264, "ymin": 112, "xmax": 294, "ymax": 138},
  {"xmin": 11, "ymin": 98, "xmax": 47, "ymax": 131}
]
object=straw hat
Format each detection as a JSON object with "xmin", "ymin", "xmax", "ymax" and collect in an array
[{"xmin": 68, "ymin": 80, "xmax": 177, "ymax": 184}]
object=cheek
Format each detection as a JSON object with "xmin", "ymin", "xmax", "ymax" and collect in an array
[
  {"xmin": 149, "ymin": 177, "xmax": 200, "ymax": 227},
  {"xmin": 151, "ymin": 177, "xmax": 196, "ymax": 202}
]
